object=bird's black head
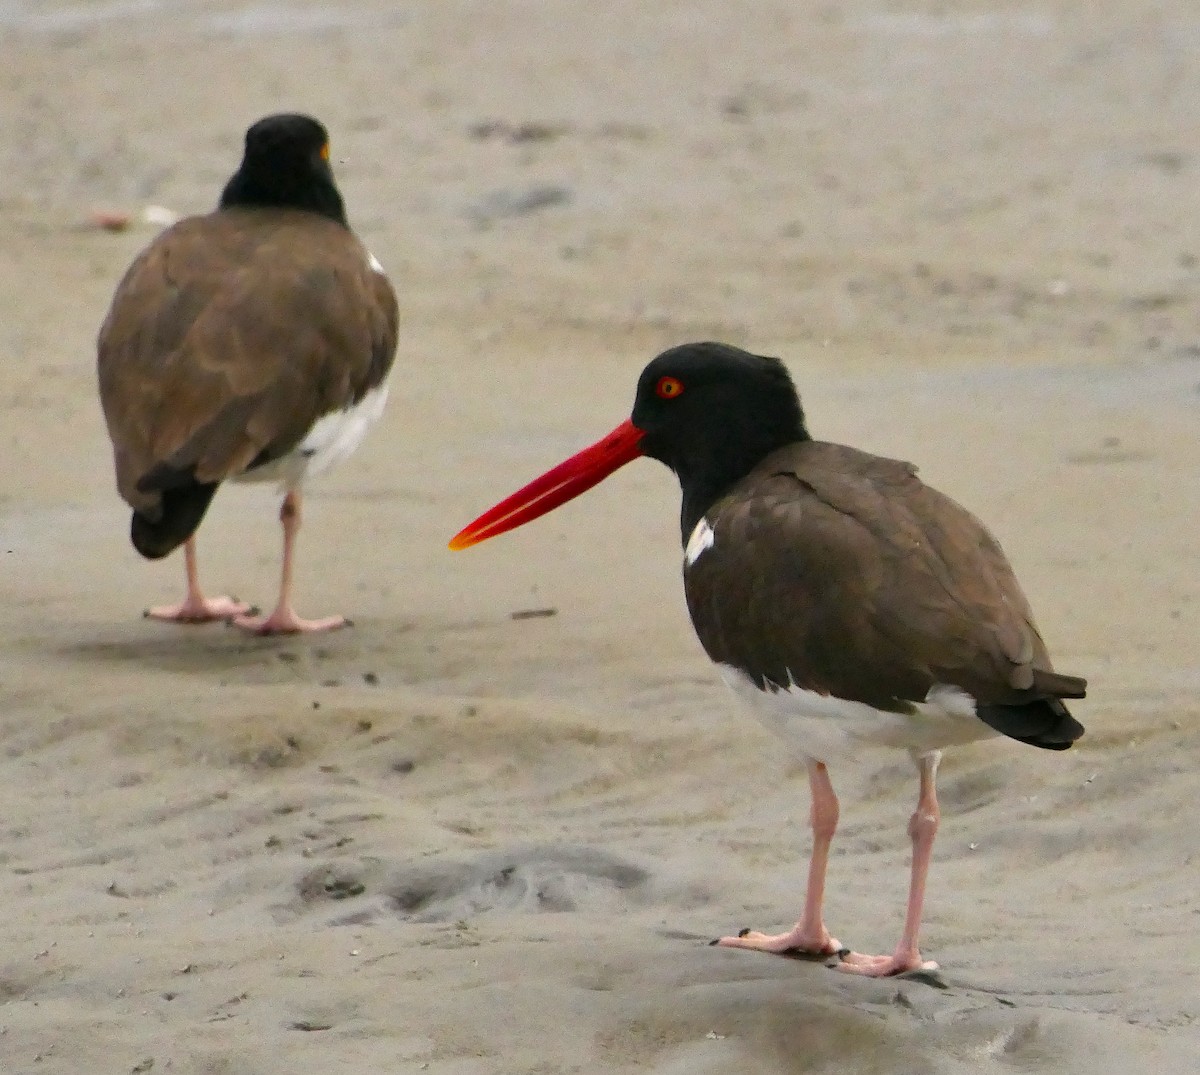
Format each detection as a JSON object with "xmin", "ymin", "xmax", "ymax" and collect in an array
[
  {"xmin": 631, "ymin": 342, "xmax": 809, "ymax": 537},
  {"xmin": 219, "ymin": 113, "xmax": 347, "ymax": 226}
]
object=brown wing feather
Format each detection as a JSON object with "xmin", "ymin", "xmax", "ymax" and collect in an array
[
  {"xmin": 97, "ymin": 208, "xmax": 399, "ymax": 514},
  {"xmin": 685, "ymin": 441, "xmax": 1083, "ymax": 711}
]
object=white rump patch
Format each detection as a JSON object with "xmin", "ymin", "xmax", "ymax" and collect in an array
[
  {"xmin": 684, "ymin": 517, "xmax": 716, "ymax": 567},
  {"xmin": 235, "ymin": 382, "xmax": 390, "ymax": 489},
  {"xmin": 367, "ymin": 251, "xmax": 385, "ymax": 274},
  {"xmin": 716, "ymin": 665, "xmax": 994, "ymax": 763}
]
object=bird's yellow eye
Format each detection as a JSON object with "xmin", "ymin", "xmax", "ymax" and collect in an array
[
  {"xmin": 655, "ymin": 375, "xmax": 684, "ymax": 399},
  {"xmin": 320, "ymin": 142, "xmax": 330, "ymax": 161}
]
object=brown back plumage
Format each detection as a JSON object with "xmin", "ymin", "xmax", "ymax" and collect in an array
[
  {"xmin": 684, "ymin": 441, "xmax": 1085, "ymax": 746},
  {"xmin": 97, "ymin": 207, "xmax": 398, "ymax": 552}
]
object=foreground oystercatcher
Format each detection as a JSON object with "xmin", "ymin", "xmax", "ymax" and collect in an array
[
  {"xmin": 98, "ymin": 113, "xmax": 398, "ymax": 633},
  {"xmin": 451, "ymin": 342, "xmax": 1086, "ymax": 977}
]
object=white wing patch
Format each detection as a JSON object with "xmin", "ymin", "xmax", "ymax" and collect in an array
[
  {"xmin": 685, "ymin": 516, "xmax": 716, "ymax": 567},
  {"xmin": 297, "ymin": 381, "xmax": 390, "ymax": 475},
  {"xmin": 717, "ymin": 664, "xmax": 993, "ymax": 762},
  {"xmin": 234, "ymin": 382, "xmax": 390, "ymax": 490},
  {"xmin": 367, "ymin": 251, "xmax": 385, "ymax": 274}
]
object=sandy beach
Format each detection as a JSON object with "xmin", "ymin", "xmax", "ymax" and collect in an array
[{"xmin": 1, "ymin": 1, "xmax": 1198, "ymax": 1071}]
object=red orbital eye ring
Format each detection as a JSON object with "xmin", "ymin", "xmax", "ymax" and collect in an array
[{"xmin": 656, "ymin": 376, "xmax": 683, "ymax": 399}]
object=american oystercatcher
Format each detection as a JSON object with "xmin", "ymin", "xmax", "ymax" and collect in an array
[
  {"xmin": 450, "ymin": 341, "xmax": 1086, "ymax": 977},
  {"xmin": 98, "ymin": 113, "xmax": 398, "ymax": 634}
]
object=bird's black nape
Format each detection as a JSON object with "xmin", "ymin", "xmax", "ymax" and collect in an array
[
  {"xmin": 219, "ymin": 113, "xmax": 347, "ymax": 226},
  {"xmin": 630, "ymin": 342, "xmax": 810, "ymax": 540}
]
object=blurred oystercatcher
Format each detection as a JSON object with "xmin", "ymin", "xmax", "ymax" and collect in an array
[
  {"xmin": 450, "ymin": 341, "xmax": 1086, "ymax": 977},
  {"xmin": 98, "ymin": 113, "xmax": 398, "ymax": 633}
]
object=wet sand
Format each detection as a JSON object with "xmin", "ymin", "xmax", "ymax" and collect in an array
[{"xmin": 1, "ymin": 2, "xmax": 1198, "ymax": 1071}]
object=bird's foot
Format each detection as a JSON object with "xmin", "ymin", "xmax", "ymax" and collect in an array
[
  {"xmin": 710, "ymin": 925, "xmax": 845, "ymax": 960},
  {"xmin": 144, "ymin": 595, "xmax": 253, "ymax": 624},
  {"xmin": 231, "ymin": 606, "xmax": 349, "ymax": 635},
  {"xmin": 834, "ymin": 949, "xmax": 937, "ymax": 978}
]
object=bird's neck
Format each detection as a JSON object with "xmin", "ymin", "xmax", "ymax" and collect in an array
[
  {"xmin": 679, "ymin": 476, "xmax": 728, "ymax": 543},
  {"xmin": 674, "ymin": 427, "xmax": 809, "ymax": 542},
  {"xmin": 219, "ymin": 171, "xmax": 348, "ymax": 227}
]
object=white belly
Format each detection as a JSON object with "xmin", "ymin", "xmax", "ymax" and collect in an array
[
  {"xmin": 234, "ymin": 381, "xmax": 390, "ymax": 490},
  {"xmin": 717, "ymin": 663, "xmax": 998, "ymax": 763}
]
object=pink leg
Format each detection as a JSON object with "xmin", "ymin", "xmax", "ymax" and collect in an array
[
  {"xmin": 713, "ymin": 760, "xmax": 844, "ymax": 957},
  {"xmin": 145, "ymin": 537, "xmax": 251, "ymax": 624},
  {"xmin": 233, "ymin": 491, "xmax": 347, "ymax": 635},
  {"xmin": 839, "ymin": 750, "xmax": 941, "ymax": 977}
]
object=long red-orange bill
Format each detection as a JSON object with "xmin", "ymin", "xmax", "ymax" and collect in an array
[{"xmin": 449, "ymin": 419, "xmax": 645, "ymax": 550}]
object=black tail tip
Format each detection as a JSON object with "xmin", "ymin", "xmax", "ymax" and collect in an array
[
  {"xmin": 1016, "ymin": 711, "xmax": 1086, "ymax": 751},
  {"xmin": 129, "ymin": 479, "xmax": 219, "ymax": 560},
  {"xmin": 131, "ymin": 511, "xmax": 188, "ymax": 559},
  {"xmin": 978, "ymin": 698, "xmax": 1086, "ymax": 751}
]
